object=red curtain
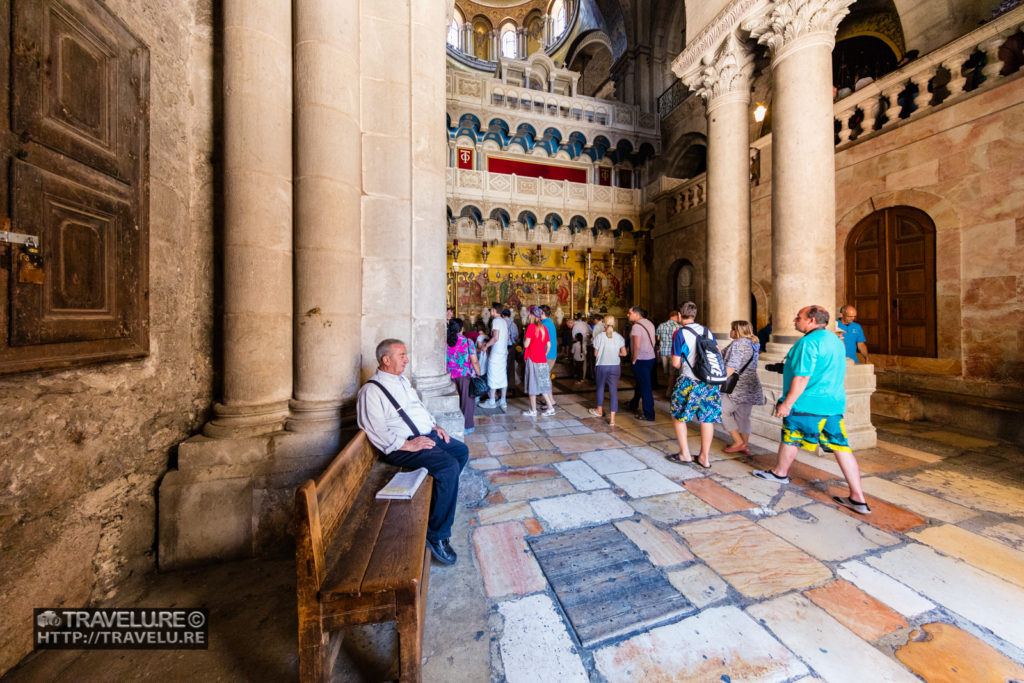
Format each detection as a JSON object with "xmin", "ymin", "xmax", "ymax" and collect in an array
[
  {"xmin": 598, "ymin": 167, "xmax": 611, "ymax": 186},
  {"xmin": 457, "ymin": 147, "xmax": 474, "ymax": 169},
  {"xmin": 487, "ymin": 157, "xmax": 587, "ymax": 184}
]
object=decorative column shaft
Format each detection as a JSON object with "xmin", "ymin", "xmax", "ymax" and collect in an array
[
  {"xmin": 744, "ymin": 0, "xmax": 853, "ymax": 346},
  {"xmin": 289, "ymin": 0, "xmax": 361, "ymax": 436},
  {"xmin": 680, "ymin": 31, "xmax": 755, "ymax": 337},
  {"xmin": 207, "ymin": 0, "xmax": 293, "ymax": 437}
]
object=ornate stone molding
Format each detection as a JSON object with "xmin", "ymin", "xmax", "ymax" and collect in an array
[
  {"xmin": 671, "ymin": 0, "xmax": 762, "ymax": 79},
  {"xmin": 742, "ymin": 0, "xmax": 855, "ymax": 60},
  {"xmin": 680, "ymin": 31, "xmax": 755, "ymax": 109}
]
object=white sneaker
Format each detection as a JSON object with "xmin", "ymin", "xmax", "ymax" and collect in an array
[
  {"xmin": 522, "ymin": 409, "xmax": 537, "ymax": 417},
  {"xmin": 542, "ymin": 407, "xmax": 556, "ymax": 417},
  {"xmin": 498, "ymin": 400, "xmax": 507, "ymax": 408},
  {"xmin": 480, "ymin": 399, "xmax": 496, "ymax": 408}
]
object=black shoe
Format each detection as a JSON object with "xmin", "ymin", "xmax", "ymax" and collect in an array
[
  {"xmin": 634, "ymin": 414, "xmax": 655, "ymax": 422},
  {"xmin": 427, "ymin": 537, "xmax": 457, "ymax": 565}
]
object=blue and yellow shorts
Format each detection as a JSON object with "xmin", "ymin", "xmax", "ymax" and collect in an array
[{"xmin": 781, "ymin": 412, "xmax": 851, "ymax": 453}]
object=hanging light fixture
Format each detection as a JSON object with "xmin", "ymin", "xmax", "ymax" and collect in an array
[{"xmin": 753, "ymin": 103, "xmax": 767, "ymax": 122}]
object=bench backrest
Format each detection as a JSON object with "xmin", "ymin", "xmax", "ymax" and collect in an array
[{"xmin": 296, "ymin": 430, "xmax": 376, "ymax": 590}]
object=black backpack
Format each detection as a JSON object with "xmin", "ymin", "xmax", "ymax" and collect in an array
[{"xmin": 678, "ymin": 324, "xmax": 728, "ymax": 385}]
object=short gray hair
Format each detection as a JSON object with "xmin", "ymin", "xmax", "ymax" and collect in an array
[
  {"xmin": 681, "ymin": 301, "xmax": 697, "ymax": 318},
  {"xmin": 375, "ymin": 338, "xmax": 405, "ymax": 364}
]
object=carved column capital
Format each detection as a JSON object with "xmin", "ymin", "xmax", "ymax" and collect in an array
[
  {"xmin": 742, "ymin": 0, "xmax": 855, "ymax": 63},
  {"xmin": 680, "ymin": 30, "xmax": 756, "ymax": 110}
]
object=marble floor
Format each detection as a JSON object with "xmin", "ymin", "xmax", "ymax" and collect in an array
[{"xmin": 6, "ymin": 388, "xmax": 1024, "ymax": 682}]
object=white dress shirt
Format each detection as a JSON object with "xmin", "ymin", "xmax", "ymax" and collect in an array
[{"xmin": 357, "ymin": 370, "xmax": 437, "ymax": 454}]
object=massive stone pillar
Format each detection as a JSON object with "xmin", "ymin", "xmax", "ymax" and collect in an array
[
  {"xmin": 205, "ymin": 0, "xmax": 293, "ymax": 438},
  {"xmin": 679, "ymin": 31, "xmax": 754, "ymax": 337},
  {"xmin": 289, "ymin": 0, "xmax": 361, "ymax": 442},
  {"xmin": 743, "ymin": 0, "xmax": 875, "ymax": 448},
  {"xmin": 743, "ymin": 0, "xmax": 852, "ymax": 345}
]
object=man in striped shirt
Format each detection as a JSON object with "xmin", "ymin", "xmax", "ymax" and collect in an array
[{"xmin": 656, "ymin": 309, "xmax": 683, "ymax": 397}]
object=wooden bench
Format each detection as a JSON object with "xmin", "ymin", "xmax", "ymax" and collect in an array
[{"xmin": 295, "ymin": 431, "xmax": 433, "ymax": 682}]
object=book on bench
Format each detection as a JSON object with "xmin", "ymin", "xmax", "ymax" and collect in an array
[{"xmin": 375, "ymin": 467, "xmax": 429, "ymax": 500}]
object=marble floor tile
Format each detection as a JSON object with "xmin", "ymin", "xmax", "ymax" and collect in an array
[
  {"xmin": 860, "ymin": 477, "xmax": 976, "ymax": 523},
  {"xmin": 579, "ymin": 448, "xmax": 645, "ymax": 475},
  {"xmin": 552, "ymin": 459, "xmax": 609, "ymax": 491},
  {"xmin": 477, "ymin": 424, "xmax": 508, "ymax": 435},
  {"xmin": 715, "ymin": 474, "xmax": 790, "ymax": 507},
  {"xmin": 549, "ymin": 433, "xmax": 626, "ymax": 453},
  {"xmin": 876, "ymin": 439, "xmax": 944, "ymax": 463},
  {"xmin": 614, "ymin": 518, "xmax": 693, "ymax": 566},
  {"xmin": 468, "ymin": 443, "xmax": 490, "ymax": 459},
  {"xmin": 486, "ymin": 440, "xmax": 514, "ymax": 456},
  {"xmin": 775, "ymin": 490, "xmax": 814, "ymax": 511},
  {"xmin": 972, "ymin": 519, "xmax": 1024, "ymax": 550},
  {"xmin": 529, "ymin": 489, "xmax": 635, "ymax": 532},
  {"xmin": 545, "ymin": 427, "xmax": 572, "ymax": 437},
  {"xmin": 498, "ymin": 594, "xmax": 589, "ymax": 683},
  {"xmin": 666, "ymin": 564, "xmax": 730, "ymax": 608},
  {"xmin": 626, "ymin": 445, "xmax": 702, "ymax": 481},
  {"xmin": 747, "ymin": 593, "xmax": 919, "ymax": 683},
  {"xmin": 558, "ymin": 403, "xmax": 593, "ymax": 419},
  {"xmin": 803, "ymin": 579, "xmax": 909, "ymax": 641},
  {"xmin": 487, "ymin": 465, "xmax": 560, "ymax": 486},
  {"xmin": 895, "ymin": 622, "xmax": 1024, "ymax": 683},
  {"xmin": 608, "ymin": 430, "xmax": 648, "ymax": 447},
  {"xmin": 746, "ymin": 452, "xmax": 836, "ymax": 484},
  {"xmin": 498, "ymin": 450, "xmax": 565, "ymax": 468},
  {"xmin": 836, "ymin": 560, "xmax": 935, "ymax": 617},
  {"xmin": 627, "ymin": 492, "xmax": 720, "ymax": 524},
  {"xmin": 758, "ymin": 503, "xmax": 898, "ymax": 562},
  {"xmin": 908, "ymin": 524, "xmax": 1024, "ymax": 588},
  {"xmin": 507, "ymin": 438, "xmax": 542, "ymax": 453},
  {"xmin": 794, "ymin": 451, "xmax": 844, "ymax": 476},
  {"xmin": 682, "ymin": 478, "xmax": 757, "ymax": 513},
  {"xmin": 625, "ymin": 426, "xmax": 670, "ymax": 443},
  {"xmin": 854, "ymin": 447, "xmax": 933, "ymax": 474},
  {"xmin": 469, "ymin": 457, "xmax": 502, "ymax": 470},
  {"xmin": 477, "ymin": 501, "xmax": 533, "ymax": 525},
  {"xmin": 674, "ymin": 515, "xmax": 831, "ymax": 598},
  {"xmin": 472, "ymin": 521, "xmax": 548, "ymax": 598},
  {"xmin": 802, "ymin": 484, "xmax": 927, "ymax": 534},
  {"xmin": 566, "ymin": 425, "xmax": 594, "ymax": 435},
  {"xmin": 606, "ymin": 469, "xmax": 684, "ymax": 498},
  {"xmin": 592, "ymin": 606, "xmax": 808, "ymax": 682},
  {"xmin": 522, "ymin": 518, "xmax": 543, "ymax": 535},
  {"xmin": 866, "ymin": 544, "xmax": 1024, "ymax": 650},
  {"xmin": 499, "ymin": 477, "xmax": 576, "ymax": 502},
  {"xmin": 893, "ymin": 469, "xmax": 1024, "ymax": 517},
  {"xmin": 530, "ymin": 436, "xmax": 553, "ymax": 450},
  {"xmin": 916, "ymin": 430, "xmax": 998, "ymax": 450},
  {"xmin": 701, "ymin": 458, "xmax": 756, "ymax": 478}
]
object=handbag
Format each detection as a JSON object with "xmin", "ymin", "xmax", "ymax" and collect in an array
[
  {"xmin": 721, "ymin": 343, "xmax": 755, "ymax": 395},
  {"xmin": 470, "ymin": 375, "xmax": 489, "ymax": 397}
]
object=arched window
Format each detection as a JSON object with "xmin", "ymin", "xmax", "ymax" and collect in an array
[
  {"xmin": 675, "ymin": 262, "xmax": 696, "ymax": 310},
  {"xmin": 447, "ymin": 18, "xmax": 460, "ymax": 49},
  {"xmin": 551, "ymin": 0, "xmax": 568, "ymax": 38},
  {"xmin": 500, "ymin": 24, "xmax": 517, "ymax": 59}
]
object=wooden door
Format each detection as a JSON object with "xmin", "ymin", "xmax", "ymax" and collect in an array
[
  {"xmin": 845, "ymin": 207, "xmax": 936, "ymax": 357},
  {"xmin": 1, "ymin": 0, "xmax": 149, "ymax": 373}
]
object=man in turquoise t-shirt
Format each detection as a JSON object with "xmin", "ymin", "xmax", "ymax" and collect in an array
[
  {"xmin": 752, "ymin": 305, "xmax": 871, "ymax": 515},
  {"xmin": 836, "ymin": 305, "xmax": 869, "ymax": 363}
]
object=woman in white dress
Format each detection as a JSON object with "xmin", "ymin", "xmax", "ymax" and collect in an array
[{"xmin": 481, "ymin": 306, "xmax": 508, "ymax": 408}]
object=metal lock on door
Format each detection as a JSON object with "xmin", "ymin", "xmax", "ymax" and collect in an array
[{"xmin": 1, "ymin": 217, "xmax": 44, "ymax": 285}]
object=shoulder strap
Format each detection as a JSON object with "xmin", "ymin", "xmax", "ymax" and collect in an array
[{"xmin": 367, "ymin": 379, "xmax": 421, "ymax": 437}]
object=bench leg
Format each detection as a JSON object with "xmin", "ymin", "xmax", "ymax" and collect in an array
[
  {"xmin": 298, "ymin": 611, "xmax": 331, "ymax": 682},
  {"xmin": 396, "ymin": 546, "xmax": 431, "ymax": 683}
]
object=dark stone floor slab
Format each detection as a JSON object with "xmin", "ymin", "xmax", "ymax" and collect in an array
[{"xmin": 527, "ymin": 524, "xmax": 695, "ymax": 647}]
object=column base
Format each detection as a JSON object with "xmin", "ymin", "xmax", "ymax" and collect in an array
[
  {"xmin": 749, "ymin": 360, "xmax": 877, "ymax": 451},
  {"xmin": 285, "ymin": 397, "xmax": 347, "ymax": 433},
  {"xmin": 413, "ymin": 371, "xmax": 465, "ymax": 438},
  {"xmin": 158, "ymin": 427, "xmax": 343, "ymax": 570},
  {"xmin": 203, "ymin": 400, "xmax": 290, "ymax": 439}
]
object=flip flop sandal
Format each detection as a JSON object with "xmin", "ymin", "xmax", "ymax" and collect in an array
[
  {"xmin": 694, "ymin": 457, "xmax": 711, "ymax": 469},
  {"xmin": 666, "ymin": 453, "xmax": 694, "ymax": 464}
]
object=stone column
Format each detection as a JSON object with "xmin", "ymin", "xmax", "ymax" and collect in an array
[
  {"xmin": 680, "ymin": 31, "xmax": 754, "ymax": 338},
  {"xmin": 288, "ymin": 0, "xmax": 361, "ymax": 441},
  {"xmin": 743, "ymin": 0, "xmax": 874, "ymax": 449},
  {"xmin": 743, "ymin": 0, "xmax": 853, "ymax": 347},
  {"xmin": 462, "ymin": 23, "xmax": 473, "ymax": 54},
  {"xmin": 205, "ymin": 0, "xmax": 293, "ymax": 438}
]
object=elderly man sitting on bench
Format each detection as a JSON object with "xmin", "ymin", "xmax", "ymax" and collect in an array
[{"xmin": 357, "ymin": 338, "xmax": 469, "ymax": 565}]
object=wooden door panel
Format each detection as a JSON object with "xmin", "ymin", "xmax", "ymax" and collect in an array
[
  {"xmin": 847, "ymin": 213, "xmax": 889, "ymax": 354},
  {"xmin": 12, "ymin": 0, "xmax": 144, "ymax": 182},
  {"xmin": 10, "ymin": 161, "xmax": 134, "ymax": 346}
]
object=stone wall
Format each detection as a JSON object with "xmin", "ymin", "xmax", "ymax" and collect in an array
[{"xmin": 0, "ymin": 0, "xmax": 214, "ymax": 675}]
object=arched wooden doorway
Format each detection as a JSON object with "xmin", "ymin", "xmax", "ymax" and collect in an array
[{"xmin": 845, "ymin": 206, "xmax": 936, "ymax": 357}]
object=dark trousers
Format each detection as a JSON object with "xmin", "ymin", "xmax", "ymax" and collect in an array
[
  {"xmin": 453, "ymin": 376, "xmax": 475, "ymax": 430},
  {"xmin": 379, "ymin": 431, "xmax": 468, "ymax": 542},
  {"xmin": 632, "ymin": 358, "xmax": 656, "ymax": 419},
  {"xmin": 594, "ymin": 364, "xmax": 621, "ymax": 412}
]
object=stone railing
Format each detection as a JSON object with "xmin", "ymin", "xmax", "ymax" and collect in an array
[
  {"xmin": 447, "ymin": 168, "xmax": 643, "ymax": 217},
  {"xmin": 659, "ymin": 173, "xmax": 707, "ymax": 216},
  {"xmin": 835, "ymin": 6, "xmax": 1024, "ymax": 145},
  {"xmin": 448, "ymin": 70, "xmax": 660, "ymax": 142}
]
